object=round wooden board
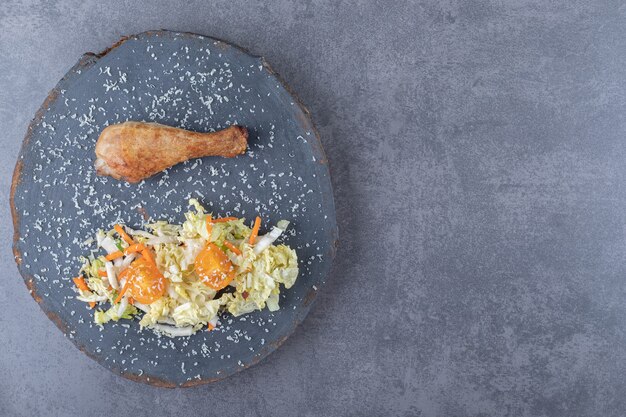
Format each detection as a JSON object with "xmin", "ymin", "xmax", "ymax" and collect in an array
[{"xmin": 11, "ymin": 30, "xmax": 337, "ymax": 387}]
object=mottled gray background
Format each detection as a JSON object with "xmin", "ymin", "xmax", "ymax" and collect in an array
[{"xmin": 1, "ymin": 1, "xmax": 626, "ymax": 416}]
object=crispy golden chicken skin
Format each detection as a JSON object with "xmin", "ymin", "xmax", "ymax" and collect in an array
[{"xmin": 94, "ymin": 121, "xmax": 248, "ymax": 183}]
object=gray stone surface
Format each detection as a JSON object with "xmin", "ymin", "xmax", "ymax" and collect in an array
[{"xmin": 1, "ymin": 0, "xmax": 625, "ymax": 416}]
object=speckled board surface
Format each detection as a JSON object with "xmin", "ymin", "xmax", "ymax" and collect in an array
[{"xmin": 11, "ymin": 30, "xmax": 337, "ymax": 387}]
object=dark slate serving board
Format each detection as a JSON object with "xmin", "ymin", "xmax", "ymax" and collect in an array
[{"xmin": 10, "ymin": 30, "xmax": 337, "ymax": 387}]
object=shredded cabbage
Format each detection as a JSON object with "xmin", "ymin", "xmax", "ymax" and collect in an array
[
  {"xmin": 74, "ymin": 199, "xmax": 299, "ymax": 337},
  {"xmin": 94, "ymin": 304, "xmax": 138, "ymax": 325}
]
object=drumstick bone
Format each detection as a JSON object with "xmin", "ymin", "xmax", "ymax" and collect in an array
[{"xmin": 94, "ymin": 121, "xmax": 248, "ymax": 183}]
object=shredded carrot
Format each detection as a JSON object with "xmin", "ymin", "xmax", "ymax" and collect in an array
[
  {"xmin": 249, "ymin": 216, "xmax": 261, "ymax": 244},
  {"xmin": 98, "ymin": 270, "xmax": 108, "ymax": 277},
  {"xmin": 124, "ymin": 243, "xmax": 145, "ymax": 255},
  {"xmin": 141, "ymin": 248, "xmax": 155, "ymax": 265},
  {"xmin": 223, "ymin": 241, "xmax": 242, "ymax": 256},
  {"xmin": 74, "ymin": 277, "xmax": 96, "ymax": 308},
  {"xmin": 73, "ymin": 276, "xmax": 90, "ymax": 292},
  {"xmin": 206, "ymin": 216, "xmax": 213, "ymax": 237},
  {"xmin": 114, "ymin": 224, "xmax": 134, "ymax": 245},
  {"xmin": 128, "ymin": 297, "xmax": 134, "ymax": 305},
  {"xmin": 105, "ymin": 250, "xmax": 124, "ymax": 261},
  {"xmin": 114, "ymin": 279, "xmax": 132, "ymax": 304},
  {"xmin": 207, "ymin": 323, "xmax": 215, "ymax": 331},
  {"xmin": 211, "ymin": 217, "xmax": 238, "ymax": 223}
]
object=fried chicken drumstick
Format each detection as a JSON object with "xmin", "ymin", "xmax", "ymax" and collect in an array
[{"xmin": 94, "ymin": 122, "xmax": 248, "ymax": 183}]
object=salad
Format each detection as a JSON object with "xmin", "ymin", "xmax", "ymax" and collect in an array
[{"xmin": 72, "ymin": 199, "xmax": 298, "ymax": 337}]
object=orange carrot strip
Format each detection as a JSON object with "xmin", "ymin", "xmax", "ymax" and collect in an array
[
  {"xmin": 73, "ymin": 277, "xmax": 90, "ymax": 292},
  {"xmin": 207, "ymin": 323, "xmax": 215, "ymax": 331},
  {"xmin": 249, "ymin": 216, "xmax": 261, "ymax": 244},
  {"xmin": 124, "ymin": 243, "xmax": 145, "ymax": 255},
  {"xmin": 114, "ymin": 279, "xmax": 132, "ymax": 304},
  {"xmin": 74, "ymin": 277, "xmax": 96, "ymax": 308},
  {"xmin": 223, "ymin": 241, "xmax": 242, "ymax": 256},
  {"xmin": 141, "ymin": 248, "xmax": 155, "ymax": 265},
  {"xmin": 98, "ymin": 270, "xmax": 108, "ymax": 277},
  {"xmin": 114, "ymin": 224, "xmax": 134, "ymax": 245},
  {"xmin": 211, "ymin": 217, "xmax": 238, "ymax": 223},
  {"xmin": 128, "ymin": 297, "xmax": 134, "ymax": 305},
  {"xmin": 105, "ymin": 251, "xmax": 124, "ymax": 261},
  {"xmin": 206, "ymin": 216, "xmax": 213, "ymax": 236}
]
